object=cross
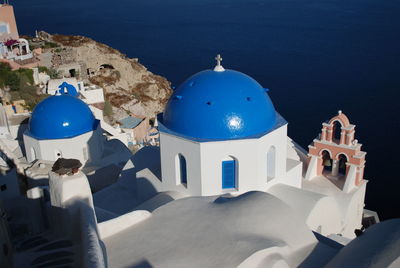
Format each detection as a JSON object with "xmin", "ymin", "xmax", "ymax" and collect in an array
[{"xmin": 215, "ymin": 54, "xmax": 223, "ymax": 67}]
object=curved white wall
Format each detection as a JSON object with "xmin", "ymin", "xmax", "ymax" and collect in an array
[
  {"xmin": 23, "ymin": 125, "xmax": 104, "ymax": 164},
  {"xmin": 159, "ymin": 124, "xmax": 300, "ymax": 196}
]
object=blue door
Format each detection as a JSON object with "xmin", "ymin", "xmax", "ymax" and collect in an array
[{"xmin": 222, "ymin": 160, "xmax": 236, "ymax": 189}]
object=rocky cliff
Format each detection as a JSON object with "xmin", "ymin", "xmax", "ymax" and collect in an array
[{"xmin": 38, "ymin": 31, "xmax": 172, "ymax": 122}]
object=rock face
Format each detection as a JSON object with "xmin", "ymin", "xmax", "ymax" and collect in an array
[{"xmin": 39, "ymin": 31, "xmax": 172, "ymax": 121}]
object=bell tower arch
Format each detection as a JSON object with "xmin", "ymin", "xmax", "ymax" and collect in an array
[{"xmin": 305, "ymin": 111, "xmax": 366, "ymax": 192}]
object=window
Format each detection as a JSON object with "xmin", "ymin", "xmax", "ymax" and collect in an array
[
  {"xmin": 0, "ymin": 23, "xmax": 9, "ymax": 34},
  {"xmin": 55, "ymin": 150, "xmax": 62, "ymax": 159},
  {"xmin": 333, "ymin": 121, "xmax": 342, "ymax": 142},
  {"xmin": 267, "ymin": 146, "xmax": 276, "ymax": 182},
  {"xmin": 222, "ymin": 159, "xmax": 236, "ymax": 189},
  {"xmin": 30, "ymin": 147, "xmax": 36, "ymax": 161},
  {"xmin": 83, "ymin": 147, "xmax": 89, "ymax": 161},
  {"xmin": 69, "ymin": 69, "xmax": 76, "ymax": 77},
  {"xmin": 176, "ymin": 154, "xmax": 187, "ymax": 185}
]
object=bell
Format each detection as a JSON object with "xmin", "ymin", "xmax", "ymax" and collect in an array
[{"xmin": 324, "ymin": 159, "xmax": 332, "ymax": 167}]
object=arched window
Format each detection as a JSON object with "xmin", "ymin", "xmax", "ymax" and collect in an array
[
  {"xmin": 333, "ymin": 121, "xmax": 342, "ymax": 142},
  {"xmin": 267, "ymin": 146, "xmax": 276, "ymax": 182},
  {"xmin": 176, "ymin": 154, "xmax": 187, "ymax": 185},
  {"xmin": 222, "ymin": 156, "xmax": 237, "ymax": 189},
  {"xmin": 30, "ymin": 147, "xmax": 36, "ymax": 161},
  {"xmin": 83, "ymin": 147, "xmax": 89, "ymax": 161}
]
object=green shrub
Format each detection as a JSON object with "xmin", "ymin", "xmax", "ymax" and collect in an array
[
  {"xmin": 0, "ymin": 62, "xmax": 12, "ymax": 88},
  {"xmin": 38, "ymin": 66, "xmax": 59, "ymax": 78},
  {"xmin": 16, "ymin": 68, "xmax": 34, "ymax": 85},
  {"xmin": 0, "ymin": 64, "xmax": 47, "ymax": 110},
  {"xmin": 38, "ymin": 66, "xmax": 49, "ymax": 73},
  {"xmin": 43, "ymin": 41, "xmax": 59, "ymax": 49},
  {"xmin": 5, "ymin": 72, "xmax": 20, "ymax": 91},
  {"xmin": 10, "ymin": 85, "xmax": 49, "ymax": 111},
  {"xmin": 49, "ymin": 68, "xmax": 60, "ymax": 79},
  {"xmin": 103, "ymin": 101, "xmax": 113, "ymax": 117}
]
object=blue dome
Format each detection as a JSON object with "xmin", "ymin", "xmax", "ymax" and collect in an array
[
  {"xmin": 162, "ymin": 69, "xmax": 277, "ymax": 140},
  {"xmin": 28, "ymin": 95, "xmax": 98, "ymax": 139}
]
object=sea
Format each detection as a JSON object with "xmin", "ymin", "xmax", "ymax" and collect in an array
[{"xmin": 11, "ymin": 0, "xmax": 400, "ymax": 220}]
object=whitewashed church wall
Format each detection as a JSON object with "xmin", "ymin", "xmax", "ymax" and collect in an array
[
  {"xmin": 199, "ymin": 124, "xmax": 289, "ymax": 196},
  {"xmin": 159, "ymin": 132, "xmax": 202, "ymax": 196},
  {"xmin": 23, "ymin": 126, "xmax": 104, "ymax": 164}
]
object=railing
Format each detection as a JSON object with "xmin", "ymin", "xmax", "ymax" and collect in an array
[{"xmin": 6, "ymin": 52, "xmax": 33, "ymax": 61}]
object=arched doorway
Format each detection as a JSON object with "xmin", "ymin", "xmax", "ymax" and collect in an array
[
  {"xmin": 321, "ymin": 150, "xmax": 332, "ymax": 173},
  {"xmin": 267, "ymin": 146, "xmax": 276, "ymax": 182}
]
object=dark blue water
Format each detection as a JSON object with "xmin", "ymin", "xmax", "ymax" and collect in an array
[{"xmin": 12, "ymin": 0, "xmax": 400, "ymax": 219}]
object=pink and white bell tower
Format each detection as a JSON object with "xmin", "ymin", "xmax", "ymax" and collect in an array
[{"xmin": 305, "ymin": 111, "xmax": 366, "ymax": 193}]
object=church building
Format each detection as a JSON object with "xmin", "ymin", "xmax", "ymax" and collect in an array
[
  {"xmin": 23, "ymin": 94, "xmax": 104, "ymax": 164},
  {"xmin": 158, "ymin": 55, "xmax": 302, "ymax": 196},
  {"xmin": 120, "ymin": 55, "xmax": 369, "ymax": 239}
]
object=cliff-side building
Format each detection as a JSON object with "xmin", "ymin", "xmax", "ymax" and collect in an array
[
  {"xmin": 0, "ymin": 4, "xmax": 19, "ymax": 42},
  {"xmin": 0, "ymin": 4, "xmax": 32, "ymax": 62}
]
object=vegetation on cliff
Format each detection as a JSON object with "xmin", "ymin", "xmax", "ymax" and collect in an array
[
  {"xmin": 2, "ymin": 32, "xmax": 172, "ymax": 121},
  {"xmin": 0, "ymin": 63, "xmax": 48, "ymax": 110},
  {"xmin": 37, "ymin": 31, "xmax": 173, "ymax": 122}
]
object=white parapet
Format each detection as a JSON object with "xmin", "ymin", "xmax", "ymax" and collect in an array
[
  {"xmin": 49, "ymin": 170, "xmax": 94, "ymax": 239},
  {"xmin": 98, "ymin": 210, "xmax": 151, "ymax": 239},
  {"xmin": 305, "ymin": 155, "xmax": 318, "ymax": 181}
]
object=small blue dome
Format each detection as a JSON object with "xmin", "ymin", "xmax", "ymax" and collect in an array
[
  {"xmin": 162, "ymin": 69, "xmax": 277, "ymax": 140},
  {"xmin": 28, "ymin": 95, "xmax": 98, "ymax": 139},
  {"xmin": 58, "ymin": 82, "xmax": 79, "ymax": 97}
]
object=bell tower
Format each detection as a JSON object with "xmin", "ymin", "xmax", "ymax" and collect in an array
[{"xmin": 305, "ymin": 111, "xmax": 366, "ymax": 193}]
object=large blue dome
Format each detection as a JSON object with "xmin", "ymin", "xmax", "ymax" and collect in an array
[
  {"xmin": 28, "ymin": 95, "xmax": 98, "ymax": 139},
  {"xmin": 162, "ymin": 69, "xmax": 277, "ymax": 140}
]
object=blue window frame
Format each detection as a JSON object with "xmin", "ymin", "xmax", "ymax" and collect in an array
[
  {"xmin": 179, "ymin": 154, "xmax": 187, "ymax": 184},
  {"xmin": 222, "ymin": 160, "xmax": 236, "ymax": 189}
]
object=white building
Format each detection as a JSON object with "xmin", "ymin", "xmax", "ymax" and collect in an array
[
  {"xmin": 0, "ymin": 4, "xmax": 33, "ymax": 62},
  {"xmin": 158, "ymin": 66, "xmax": 302, "ymax": 196},
  {"xmin": 23, "ymin": 94, "xmax": 104, "ymax": 164}
]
